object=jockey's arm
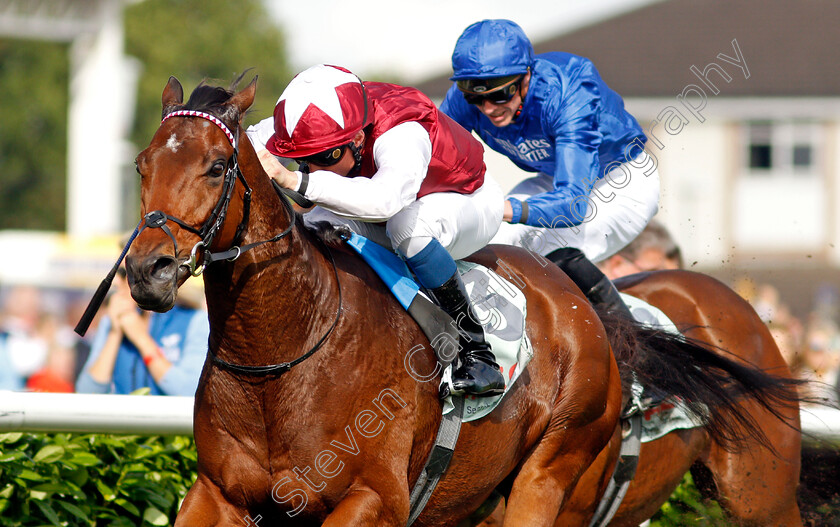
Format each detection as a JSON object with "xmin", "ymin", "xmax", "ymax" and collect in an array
[
  {"xmin": 245, "ymin": 117, "xmax": 299, "ymax": 188},
  {"xmin": 507, "ymin": 139, "xmax": 600, "ymax": 228},
  {"xmin": 294, "ymin": 122, "xmax": 431, "ymax": 222},
  {"xmin": 507, "ymin": 68, "xmax": 604, "ymax": 227}
]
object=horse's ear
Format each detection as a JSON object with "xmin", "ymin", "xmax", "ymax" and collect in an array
[
  {"xmin": 162, "ymin": 76, "xmax": 184, "ymax": 115},
  {"xmin": 229, "ymin": 76, "xmax": 258, "ymax": 116}
]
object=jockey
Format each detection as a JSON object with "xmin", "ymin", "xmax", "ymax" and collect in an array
[
  {"xmin": 246, "ymin": 64, "xmax": 506, "ymax": 397},
  {"xmin": 440, "ymin": 19, "xmax": 660, "ymax": 316}
]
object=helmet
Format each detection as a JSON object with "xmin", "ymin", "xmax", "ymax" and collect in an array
[
  {"xmin": 266, "ymin": 64, "xmax": 370, "ymax": 158},
  {"xmin": 450, "ymin": 19, "xmax": 534, "ymax": 81}
]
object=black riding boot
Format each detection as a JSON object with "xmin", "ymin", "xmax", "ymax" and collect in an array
[
  {"xmin": 548, "ymin": 248, "xmax": 667, "ymax": 407},
  {"xmin": 428, "ymin": 271, "xmax": 506, "ymax": 397},
  {"xmin": 546, "ymin": 247, "xmax": 632, "ymax": 318}
]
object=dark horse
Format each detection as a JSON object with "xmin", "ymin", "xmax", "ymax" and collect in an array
[{"xmin": 127, "ymin": 76, "xmax": 801, "ymax": 526}]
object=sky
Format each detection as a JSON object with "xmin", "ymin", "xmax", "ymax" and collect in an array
[{"xmin": 265, "ymin": 0, "xmax": 662, "ymax": 83}]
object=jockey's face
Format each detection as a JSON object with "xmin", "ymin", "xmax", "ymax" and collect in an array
[
  {"xmin": 304, "ymin": 131, "xmax": 365, "ymax": 176},
  {"xmin": 473, "ymin": 72, "xmax": 530, "ymax": 128}
]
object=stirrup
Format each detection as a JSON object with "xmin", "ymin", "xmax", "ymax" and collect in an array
[{"xmin": 451, "ymin": 357, "xmax": 505, "ymax": 397}]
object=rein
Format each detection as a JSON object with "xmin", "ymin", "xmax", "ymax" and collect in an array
[
  {"xmin": 207, "ymin": 241, "xmax": 343, "ymax": 377},
  {"xmin": 75, "ymin": 110, "xmax": 342, "ymax": 379}
]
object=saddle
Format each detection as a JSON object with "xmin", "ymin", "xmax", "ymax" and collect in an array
[
  {"xmin": 345, "ymin": 233, "xmax": 532, "ymax": 421},
  {"xmin": 345, "ymin": 233, "xmax": 534, "ymax": 524}
]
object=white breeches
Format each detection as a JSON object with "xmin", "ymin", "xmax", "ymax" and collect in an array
[
  {"xmin": 491, "ymin": 151, "xmax": 660, "ymax": 263},
  {"xmin": 304, "ymin": 175, "xmax": 504, "ymax": 260}
]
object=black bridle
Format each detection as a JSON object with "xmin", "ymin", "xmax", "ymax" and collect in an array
[
  {"xmin": 150, "ymin": 110, "xmax": 261, "ymax": 275},
  {"xmin": 75, "ymin": 109, "xmax": 341, "ymax": 378}
]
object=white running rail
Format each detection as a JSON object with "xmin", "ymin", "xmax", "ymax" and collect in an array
[
  {"xmin": 0, "ymin": 392, "xmax": 838, "ymax": 445},
  {"xmin": 0, "ymin": 391, "xmax": 193, "ymax": 436}
]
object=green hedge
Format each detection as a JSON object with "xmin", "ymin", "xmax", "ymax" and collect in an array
[
  {"xmin": 0, "ymin": 432, "xmax": 196, "ymax": 526},
  {"xmin": 650, "ymin": 472, "xmax": 730, "ymax": 526},
  {"xmin": 0, "ymin": 430, "xmax": 726, "ymax": 525}
]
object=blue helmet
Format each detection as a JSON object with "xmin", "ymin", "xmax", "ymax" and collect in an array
[{"xmin": 450, "ymin": 19, "xmax": 534, "ymax": 81}]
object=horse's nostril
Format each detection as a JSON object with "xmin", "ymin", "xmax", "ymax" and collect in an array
[{"xmin": 150, "ymin": 256, "xmax": 178, "ymax": 281}]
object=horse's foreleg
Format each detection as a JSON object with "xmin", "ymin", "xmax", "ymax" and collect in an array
[
  {"xmin": 502, "ymin": 436, "xmax": 601, "ymax": 525},
  {"xmin": 321, "ymin": 485, "xmax": 409, "ymax": 527},
  {"xmin": 175, "ymin": 475, "xmax": 249, "ymax": 527}
]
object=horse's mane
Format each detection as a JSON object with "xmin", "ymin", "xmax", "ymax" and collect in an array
[
  {"xmin": 309, "ymin": 221, "xmax": 352, "ymax": 249},
  {"xmin": 184, "ymin": 83, "xmax": 235, "ymax": 112},
  {"xmin": 173, "ymin": 72, "xmax": 251, "ymax": 126}
]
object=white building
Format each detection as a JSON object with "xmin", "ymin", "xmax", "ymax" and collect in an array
[{"xmin": 416, "ymin": 0, "xmax": 839, "ymax": 318}]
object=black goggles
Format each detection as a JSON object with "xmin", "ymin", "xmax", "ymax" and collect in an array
[
  {"xmin": 297, "ymin": 143, "xmax": 350, "ymax": 168},
  {"xmin": 460, "ymin": 77, "xmax": 522, "ymax": 106}
]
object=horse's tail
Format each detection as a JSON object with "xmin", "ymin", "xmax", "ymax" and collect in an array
[{"xmin": 600, "ymin": 310, "xmax": 805, "ymax": 452}]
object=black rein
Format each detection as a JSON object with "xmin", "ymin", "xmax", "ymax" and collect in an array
[{"xmin": 76, "ymin": 110, "xmax": 341, "ymax": 379}]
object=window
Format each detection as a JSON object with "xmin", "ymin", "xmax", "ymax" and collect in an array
[
  {"xmin": 747, "ymin": 122, "xmax": 772, "ymax": 171},
  {"xmin": 792, "ymin": 144, "xmax": 812, "ymax": 168},
  {"xmin": 735, "ymin": 120, "xmax": 827, "ymax": 251},
  {"xmin": 744, "ymin": 121, "xmax": 821, "ymax": 177}
]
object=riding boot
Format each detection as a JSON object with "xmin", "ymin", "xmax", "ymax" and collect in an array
[
  {"xmin": 547, "ymin": 248, "xmax": 666, "ymax": 407},
  {"xmin": 428, "ymin": 271, "xmax": 506, "ymax": 397},
  {"xmin": 545, "ymin": 247, "xmax": 633, "ymax": 319}
]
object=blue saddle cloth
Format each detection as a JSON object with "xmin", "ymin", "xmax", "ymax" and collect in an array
[{"xmin": 344, "ymin": 233, "xmax": 420, "ymax": 310}]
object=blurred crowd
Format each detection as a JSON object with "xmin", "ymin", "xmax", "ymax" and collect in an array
[
  {"xmin": 0, "ymin": 284, "xmax": 82, "ymax": 393},
  {"xmin": 1, "ymin": 219, "xmax": 838, "ymax": 405},
  {"xmin": 0, "ymin": 270, "xmax": 208, "ymax": 396},
  {"xmin": 734, "ymin": 278, "xmax": 840, "ymax": 408}
]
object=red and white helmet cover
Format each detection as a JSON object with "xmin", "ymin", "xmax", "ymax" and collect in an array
[{"xmin": 266, "ymin": 64, "xmax": 369, "ymax": 158}]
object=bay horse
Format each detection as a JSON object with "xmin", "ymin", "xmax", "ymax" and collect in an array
[
  {"xmin": 476, "ymin": 272, "xmax": 805, "ymax": 526},
  {"xmin": 562, "ymin": 271, "xmax": 805, "ymax": 527},
  {"xmin": 129, "ymin": 75, "xmax": 622, "ymax": 526},
  {"xmin": 126, "ymin": 75, "xmax": 801, "ymax": 526}
]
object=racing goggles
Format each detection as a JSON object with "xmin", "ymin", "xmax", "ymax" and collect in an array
[
  {"xmin": 457, "ymin": 75, "xmax": 523, "ymax": 106},
  {"xmin": 297, "ymin": 143, "xmax": 350, "ymax": 168}
]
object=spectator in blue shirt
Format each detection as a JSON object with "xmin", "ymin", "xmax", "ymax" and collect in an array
[
  {"xmin": 0, "ymin": 330, "xmax": 24, "ymax": 391},
  {"xmin": 76, "ymin": 268, "xmax": 208, "ymax": 396}
]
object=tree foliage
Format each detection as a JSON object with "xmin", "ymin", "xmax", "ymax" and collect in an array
[
  {"xmin": 0, "ymin": 431, "xmax": 196, "ymax": 526},
  {"xmin": 125, "ymin": 0, "xmax": 292, "ymax": 150},
  {"xmin": 0, "ymin": 40, "xmax": 69, "ymax": 230},
  {"xmin": 0, "ymin": 0, "xmax": 292, "ymax": 231}
]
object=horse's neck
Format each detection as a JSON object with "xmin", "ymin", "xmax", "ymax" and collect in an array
[
  {"xmin": 206, "ymin": 244, "xmax": 333, "ymax": 360},
  {"xmin": 203, "ymin": 161, "xmax": 336, "ymax": 364}
]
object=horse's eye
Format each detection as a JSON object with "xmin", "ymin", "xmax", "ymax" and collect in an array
[{"xmin": 209, "ymin": 161, "xmax": 226, "ymax": 177}]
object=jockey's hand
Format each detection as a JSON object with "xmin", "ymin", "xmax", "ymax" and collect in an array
[{"xmin": 257, "ymin": 148, "xmax": 298, "ymax": 190}]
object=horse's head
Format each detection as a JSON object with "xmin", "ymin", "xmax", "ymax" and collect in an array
[{"xmin": 127, "ymin": 75, "xmax": 257, "ymax": 311}]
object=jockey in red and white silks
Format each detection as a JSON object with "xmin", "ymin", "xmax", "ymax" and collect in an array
[
  {"xmin": 247, "ymin": 72, "xmax": 500, "ymax": 260},
  {"xmin": 247, "ymin": 64, "xmax": 506, "ymax": 397}
]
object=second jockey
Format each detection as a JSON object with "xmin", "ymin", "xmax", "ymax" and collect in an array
[{"xmin": 440, "ymin": 19, "xmax": 661, "ymax": 317}]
